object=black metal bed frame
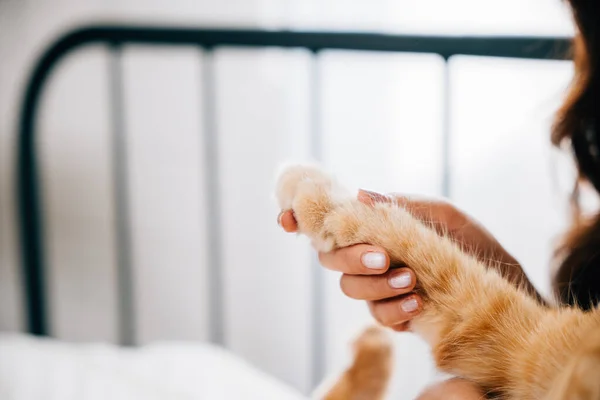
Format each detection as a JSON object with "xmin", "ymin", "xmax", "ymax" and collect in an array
[{"xmin": 16, "ymin": 23, "xmax": 570, "ymax": 384}]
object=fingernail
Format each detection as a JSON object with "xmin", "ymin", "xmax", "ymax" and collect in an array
[
  {"xmin": 361, "ymin": 252, "xmax": 387, "ymax": 269},
  {"xmin": 401, "ymin": 298, "xmax": 419, "ymax": 313},
  {"xmin": 389, "ymin": 272, "xmax": 412, "ymax": 289}
]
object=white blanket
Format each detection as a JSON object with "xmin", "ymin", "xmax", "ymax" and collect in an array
[{"xmin": 0, "ymin": 333, "xmax": 307, "ymax": 400}]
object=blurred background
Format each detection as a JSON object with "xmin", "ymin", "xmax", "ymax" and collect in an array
[{"xmin": 0, "ymin": 0, "xmax": 582, "ymax": 398}]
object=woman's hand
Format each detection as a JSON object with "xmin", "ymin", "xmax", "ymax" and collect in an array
[
  {"xmin": 278, "ymin": 190, "xmax": 421, "ymax": 331},
  {"xmin": 278, "ymin": 189, "xmax": 539, "ymax": 330},
  {"xmin": 358, "ymin": 190, "xmax": 539, "ymax": 301}
]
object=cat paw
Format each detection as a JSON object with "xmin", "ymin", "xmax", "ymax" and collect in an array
[
  {"xmin": 352, "ymin": 325, "xmax": 393, "ymax": 356},
  {"xmin": 275, "ymin": 164, "xmax": 351, "ymax": 252},
  {"xmin": 275, "ymin": 164, "xmax": 334, "ymax": 210}
]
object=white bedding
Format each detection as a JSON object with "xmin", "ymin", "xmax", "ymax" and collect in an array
[{"xmin": 0, "ymin": 333, "xmax": 308, "ymax": 400}]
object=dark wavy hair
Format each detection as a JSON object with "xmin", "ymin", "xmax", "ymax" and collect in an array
[{"xmin": 552, "ymin": 0, "xmax": 600, "ymax": 309}]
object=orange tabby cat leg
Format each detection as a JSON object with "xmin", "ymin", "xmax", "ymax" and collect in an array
[
  {"xmin": 313, "ymin": 325, "xmax": 394, "ymax": 400},
  {"xmin": 545, "ymin": 326, "xmax": 600, "ymax": 400},
  {"xmin": 275, "ymin": 164, "xmax": 592, "ymax": 399}
]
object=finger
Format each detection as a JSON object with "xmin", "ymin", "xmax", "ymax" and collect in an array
[
  {"xmin": 339, "ymin": 268, "xmax": 416, "ymax": 300},
  {"xmin": 359, "ymin": 189, "xmax": 444, "ymax": 221},
  {"xmin": 392, "ymin": 194, "xmax": 454, "ymax": 226},
  {"xmin": 278, "ymin": 210, "xmax": 298, "ymax": 232},
  {"xmin": 359, "ymin": 189, "xmax": 456, "ymax": 235},
  {"xmin": 357, "ymin": 189, "xmax": 394, "ymax": 206},
  {"xmin": 390, "ymin": 321, "xmax": 411, "ymax": 332},
  {"xmin": 318, "ymin": 244, "xmax": 390, "ymax": 275},
  {"xmin": 367, "ymin": 294, "xmax": 422, "ymax": 327}
]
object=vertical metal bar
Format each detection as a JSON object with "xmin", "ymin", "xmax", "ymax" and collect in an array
[
  {"xmin": 441, "ymin": 58, "xmax": 452, "ymax": 199},
  {"xmin": 202, "ymin": 49, "xmax": 225, "ymax": 346},
  {"xmin": 109, "ymin": 45, "xmax": 136, "ymax": 346},
  {"xmin": 18, "ymin": 85, "xmax": 49, "ymax": 337},
  {"xmin": 309, "ymin": 51, "xmax": 326, "ymax": 389}
]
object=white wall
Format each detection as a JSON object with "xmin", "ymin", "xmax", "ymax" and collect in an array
[{"xmin": 0, "ymin": 0, "xmax": 577, "ymax": 397}]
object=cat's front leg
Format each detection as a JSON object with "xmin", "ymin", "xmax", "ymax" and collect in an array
[
  {"xmin": 544, "ymin": 324, "xmax": 600, "ymax": 400},
  {"xmin": 275, "ymin": 164, "xmax": 545, "ymax": 397}
]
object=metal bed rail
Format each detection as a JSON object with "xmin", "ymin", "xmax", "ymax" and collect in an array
[{"xmin": 16, "ymin": 24, "xmax": 571, "ymax": 384}]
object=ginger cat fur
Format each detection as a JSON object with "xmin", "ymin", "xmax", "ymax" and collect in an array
[
  {"xmin": 311, "ymin": 325, "xmax": 394, "ymax": 400},
  {"xmin": 276, "ymin": 164, "xmax": 600, "ymax": 400}
]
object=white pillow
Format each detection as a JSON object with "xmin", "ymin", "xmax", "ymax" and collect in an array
[{"xmin": 0, "ymin": 333, "xmax": 307, "ymax": 400}]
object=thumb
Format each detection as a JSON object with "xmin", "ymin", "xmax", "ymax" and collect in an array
[
  {"xmin": 357, "ymin": 189, "xmax": 395, "ymax": 206},
  {"xmin": 358, "ymin": 189, "xmax": 447, "ymax": 225}
]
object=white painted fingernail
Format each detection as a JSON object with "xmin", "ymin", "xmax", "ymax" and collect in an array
[
  {"xmin": 401, "ymin": 298, "xmax": 419, "ymax": 313},
  {"xmin": 389, "ymin": 272, "xmax": 412, "ymax": 289},
  {"xmin": 361, "ymin": 252, "xmax": 387, "ymax": 269}
]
